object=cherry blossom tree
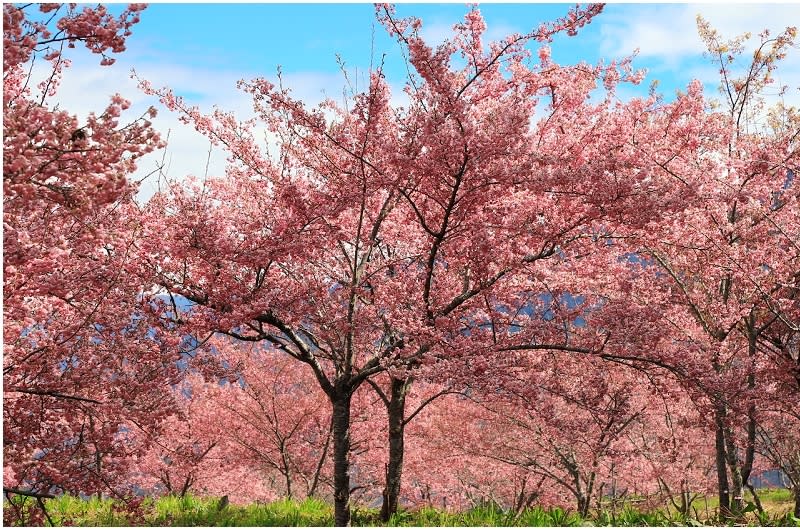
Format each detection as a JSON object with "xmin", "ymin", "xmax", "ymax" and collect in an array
[
  {"xmin": 456, "ymin": 352, "xmax": 653, "ymax": 517},
  {"xmin": 6, "ymin": 3, "xmax": 799, "ymax": 525},
  {"xmin": 198, "ymin": 340, "xmax": 334, "ymax": 500},
  {"xmin": 756, "ymin": 410, "xmax": 800, "ymax": 517},
  {"xmin": 136, "ymin": 3, "xmax": 673, "ymax": 524},
  {"xmin": 3, "ymin": 3, "xmax": 172, "ymax": 519},
  {"xmin": 578, "ymin": 18, "xmax": 800, "ymax": 518},
  {"xmin": 134, "ymin": 373, "xmax": 222, "ymax": 499}
]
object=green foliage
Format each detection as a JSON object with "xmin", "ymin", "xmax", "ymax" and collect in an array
[
  {"xmin": 4, "ymin": 494, "xmax": 129, "ymax": 527},
  {"xmin": 754, "ymin": 510, "xmax": 800, "ymax": 528},
  {"xmin": 546, "ymin": 506, "xmax": 582, "ymax": 526},
  {"xmin": 151, "ymin": 495, "xmax": 334, "ymax": 526},
  {"xmin": 516, "ymin": 506, "xmax": 552, "ymax": 526},
  {"xmin": 3, "ymin": 492, "xmax": 797, "ymax": 527},
  {"xmin": 386, "ymin": 503, "xmax": 586, "ymax": 527}
]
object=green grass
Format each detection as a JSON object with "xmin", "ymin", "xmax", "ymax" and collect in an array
[
  {"xmin": 757, "ymin": 487, "xmax": 794, "ymax": 505},
  {"xmin": 3, "ymin": 491, "xmax": 799, "ymax": 527},
  {"xmin": 59, "ymin": 494, "xmax": 128, "ymax": 526},
  {"xmin": 687, "ymin": 487, "xmax": 797, "ymax": 524},
  {"xmin": 150, "ymin": 495, "xmax": 334, "ymax": 526},
  {"xmin": 382, "ymin": 503, "xmax": 585, "ymax": 527}
]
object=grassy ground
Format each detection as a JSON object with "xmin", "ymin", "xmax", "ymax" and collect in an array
[
  {"xmin": 687, "ymin": 487, "xmax": 796, "ymax": 523},
  {"xmin": 4, "ymin": 490, "xmax": 799, "ymax": 526}
]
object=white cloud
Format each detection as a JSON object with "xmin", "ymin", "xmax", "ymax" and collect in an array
[
  {"xmin": 34, "ymin": 54, "xmax": 252, "ymax": 201},
  {"xmin": 599, "ymin": 5, "xmax": 703, "ymax": 64},
  {"xmin": 598, "ymin": 4, "xmax": 800, "ymax": 108},
  {"xmin": 599, "ymin": 4, "xmax": 800, "ymax": 64}
]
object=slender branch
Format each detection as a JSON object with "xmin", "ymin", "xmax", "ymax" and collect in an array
[
  {"xmin": 3, "ymin": 488, "xmax": 55, "ymax": 499},
  {"xmin": 366, "ymin": 378, "xmax": 390, "ymax": 406},
  {"xmin": 9, "ymin": 388, "xmax": 102, "ymax": 404},
  {"xmin": 404, "ymin": 388, "xmax": 464, "ymax": 426}
]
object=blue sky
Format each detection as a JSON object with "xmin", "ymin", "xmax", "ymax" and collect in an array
[
  {"xmin": 46, "ymin": 3, "xmax": 800, "ymax": 200},
  {"xmin": 127, "ymin": 4, "xmax": 603, "ymax": 73},
  {"xmin": 115, "ymin": 3, "xmax": 726, "ymax": 97}
]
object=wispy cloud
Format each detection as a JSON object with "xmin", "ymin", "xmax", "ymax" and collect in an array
[
  {"xmin": 599, "ymin": 4, "xmax": 800, "ymax": 63},
  {"xmin": 597, "ymin": 4, "xmax": 800, "ymax": 106},
  {"xmin": 45, "ymin": 53, "xmax": 413, "ymax": 201},
  {"xmin": 40, "ymin": 55, "xmax": 255, "ymax": 200}
]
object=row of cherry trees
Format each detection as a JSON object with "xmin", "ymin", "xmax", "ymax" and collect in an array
[{"xmin": 4, "ymin": 3, "xmax": 799, "ymax": 526}]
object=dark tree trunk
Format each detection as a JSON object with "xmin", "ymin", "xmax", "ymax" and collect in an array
[
  {"xmin": 577, "ymin": 492, "xmax": 591, "ymax": 519},
  {"xmin": 720, "ymin": 322, "xmax": 759, "ymax": 516},
  {"xmin": 179, "ymin": 476, "xmax": 193, "ymax": 498},
  {"xmin": 793, "ymin": 486, "xmax": 800, "ymax": 519},
  {"xmin": 380, "ymin": 377, "xmax": 408, "ymax": 522},
  {"xmin": 740, "ymin": 322, "xmax": 759, "ymax": 514},
  {"xmin": 583, "ymin": 473, "xmax": 596, "ymax": 519},
  {"xmin": 279, "ymin": 442, "xmax": 293, "ymax": 499},
  {"xmin": 714, "ymin": 402, "xmax": 731, "ymax": 514},
  {"xmin": 331, "ymin": 389, "xmax": 353, "ymax": 527}
]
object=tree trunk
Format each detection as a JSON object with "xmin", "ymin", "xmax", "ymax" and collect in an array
[
  {"xmin": 380, "ymin": 377, "xmax": 408, "ymax": 522},
  {"xmin": 714, "ymin": 402, "xmax": 731, "ymax": 514},
  {"xmin": 279, "ymin": 442, "xmax": 293, "ymax": 499},
  {"xmin": 720, "ymin": 322, "xmax": 759, "ymax": 517},
  {"xmin": 723, "ymin": 424, "xmax": 745, "ymax": 514},
  {"xmin": 740, "ymin": 322, "xmax": 759, "ymax": 513},
  {"xmin": 793, "ymin": 485, "xmax": 800, "ymax": 519},
  {"xmin": 680, "ymin": 479, "xmax": 691, "ymax": 517},
  {"xmin": 331, "ymin": 390, "xmax": 353, "ymax": 527},
  {"xmin": 179, "ymin": 476, "xmax": 193, "ymax": 498},
  {"xmin": 577, "ymin": 492, "xmax": 591, "ymax": 519}
]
